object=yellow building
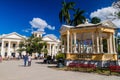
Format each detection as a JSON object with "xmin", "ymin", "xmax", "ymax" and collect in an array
[{"xmin": 60, "ymin": 20, "xmax": 118, "ymax": 67}]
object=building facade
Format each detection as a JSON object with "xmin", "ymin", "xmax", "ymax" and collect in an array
[
  {"xmin": 0, "ymin": 32, "xmax": 60, "ymax": 59},
  {"xmin": 0, "ymin": 32, "xmax": 26, "ymax": 58}
]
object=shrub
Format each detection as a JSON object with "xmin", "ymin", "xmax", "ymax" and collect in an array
[{"xmin": 56, "ymin": 53, "xmax": 66, "ymax": 60}]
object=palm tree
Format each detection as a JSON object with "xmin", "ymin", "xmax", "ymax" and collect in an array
[
  {"xmin": 72, "ymin": 8, "xmax": 86, "ymax": 26},
  {"xmin": 59, "ymin": 1, "xmax": 75, "ymax": 25},
  {"xmin": 91, "ymin": 17, "xmax": 101, "ymax": 24}
]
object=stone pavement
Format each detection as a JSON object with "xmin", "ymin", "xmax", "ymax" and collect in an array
[{"xmin": 0, "ymin": 60, "xmax": 120, "ymax": 80}]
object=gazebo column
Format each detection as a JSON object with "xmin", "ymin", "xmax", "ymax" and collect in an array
[
  {"xmin": 77, "ymin": 40, "xmax": 80, "ymax": 53},
  {"xmin": 67, "ymin": 30, "xmax": 70, "ymax": 53},
  {"xmin": 92, "ymin": 32, "xmax": 95, "ymax": 53},
  {"xmin": 82, "ymin": 40, "xmax": 84, "ymax": 53},
  {"xmin": 109, "ymin": 33, "xmax": 113, "ymax": 54},
  {"xmin": 70, "ymin": 33, "xmax": 73, "ymax": 53},
  {"xmin": 79, "ymin": 40, "xmax": 81, "ymax": 53},
  {"xmin": 81, "ymin": 33, "xmax": 84, "ymax": 53},
  {"xmin": 96, "ymin": 32, "xmax": 100, "ymax": 53},
  {"xmin": 107, "ymin": 37, "xmax": 110, "ymax": 53},
  {"xmin": 112, "ymin": 33, "xmax": 116, "ymax": 53},
  {"xmin": 74, "ymin": 32, "xmax": 77, "ymax": 53},
  {"xmin": 100, "ymin": 32, "xmax": 103, "ymax": 53}
]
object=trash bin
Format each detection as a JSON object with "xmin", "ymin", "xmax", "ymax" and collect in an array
[{"xmin": 57, "ymin": 58, "xmax": 64, "ymax": 68}]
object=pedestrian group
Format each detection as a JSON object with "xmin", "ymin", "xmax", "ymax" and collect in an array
[{"xmin": 23, "ymin": 54, "xmax": 32, "ymax": 67}]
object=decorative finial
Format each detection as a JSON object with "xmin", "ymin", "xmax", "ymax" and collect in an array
[{"xmin": 84, "ymin": 19, "xmax": 89, "ymax": 24}]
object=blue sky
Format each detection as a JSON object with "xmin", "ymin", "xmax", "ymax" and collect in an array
[{"xmin": 0, "ymin": 0, "xmax": 116, "ymax": 38}]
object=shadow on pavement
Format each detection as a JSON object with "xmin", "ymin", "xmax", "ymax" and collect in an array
[
  {"xmin": 35, "ymin": 62, "xmax": 43, "ymax": 64},
  {"xmin": 18, "ymin": 65, "xmax": 25, "ymax": 67}
]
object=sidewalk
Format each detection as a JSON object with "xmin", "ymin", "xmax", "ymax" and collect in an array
[{"xmin": 0, "ymin": 60, "xmax": 120, "ymax": 80}]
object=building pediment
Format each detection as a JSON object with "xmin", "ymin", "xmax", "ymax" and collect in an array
[
  {"xmin": 1, "ymin": 32, "xmax": 26, "ymax": 40},
  {"xmin": 42, "ymin": 37, "xmax": 56, "ymax": 42},
  {"xmin": 60, "ymin": 25, "xmax": 73, "ymax": 33}
]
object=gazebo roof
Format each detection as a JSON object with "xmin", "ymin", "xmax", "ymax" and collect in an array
[
  {"xmin": 75, "ymin": 20, "xmax": 117, "ymax": 29},
  {"xmin": 76, "ymin": 23, "xmax": 97, "ymax": 28}
]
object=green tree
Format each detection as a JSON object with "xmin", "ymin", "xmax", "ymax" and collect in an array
[
  {"xmin": 59, "ymin": 1, "xmax": 75, "ymax": 25},
  {"xmin": 72, "ymin": 8, "xmax": 86, "ymax": 26},
  {"xmin": 91, "ymin": 17, "xmax": 101, "ymax": 24},
  {"xmin": 17, "ymin": 41, "xmax": 26, "ymax": 53},
  {"xmin": 18, "ymin": 35, "xmax": 46, "ymax": 55},
  {"xmin": 117, "ymin": 12, "xmax": 120, "ymax": 19}
]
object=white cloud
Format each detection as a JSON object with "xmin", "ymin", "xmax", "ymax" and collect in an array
[
  {"xmin": 29, "ymin": 18, "xmax": 55, "ymax": 32},
  {"xmin": 90, "ymin": 2, "xmax": 120, "ymax": 27},
  {"xmin": 90, "ymin": 7, "xmax": 118, "ymax": 20},
  {"xmin": 112, "ymin": 19, "xmax": 120, "ymax": 27},
  {"xmin": 117, "ymin": 32, "xmax": 120, "ymax": 36},
  {"xmin": 22, "ymin": 28, "xmax": 32, "ymax": 33}
]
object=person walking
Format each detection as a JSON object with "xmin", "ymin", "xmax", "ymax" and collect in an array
[
  {"xmin": 23, "ymin": 54, "xmax": 28, "ymax": 67},
  {"xmin": 28, "ymin": 54, "xmax": 32, "ymax": 66}
]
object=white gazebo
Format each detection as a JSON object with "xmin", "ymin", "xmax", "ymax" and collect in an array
[{"xmin": 60, "ymin": 20, "xmax": 118, "ymax": 67}]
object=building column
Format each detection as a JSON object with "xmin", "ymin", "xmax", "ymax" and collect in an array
[
  {"xmin": 1, "ymin": 40, "xmax": 5, "ymax": 57},
  {"xmin": 70, "ymin": 33, "xmax": 73, "ymax": 53},
  {"xmin": 74, "ymin": 32, "xmax": 77, "ymax": 53},
  {"xmin": 17, "ymin": 41, "xmax": 20, "ymax": 49},
  {"xmin": 50, "ymin": 43, "xmax": 52, "ymax": 56},
  {"xmin": 63, "ymin": 37, "xmax": 66, "ymax": 53},
  {"xmin": 60, "ymin": 36, "xmax": 63, "ymax": 53},
  {"xmin": 96, "ymin": 32, "xmax": 100, "ymax": 53},
  {"xmin": 7, "ymin": 41, "xmax": 11, "ymax": 56},
  {"xmin": 52, "ymin": 45, "xmax": 55, "ymax": 57},
  {"xmin": 67, "ymin": 30, "xmax": 70, "ymax": 53}
]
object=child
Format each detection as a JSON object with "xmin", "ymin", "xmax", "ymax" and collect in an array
[{"xmin": 28, "ymin": 55, "xmax": 32, "ymax": 66}]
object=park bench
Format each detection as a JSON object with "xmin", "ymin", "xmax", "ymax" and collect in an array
[{"xmin": 109, "ymin": 65, "xmax": 120, "ymax": 75}]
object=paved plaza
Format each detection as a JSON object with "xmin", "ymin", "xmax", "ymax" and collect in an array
[{"xmin": 0, "ymin": 60, "xmax": 120, "ymax": 80}]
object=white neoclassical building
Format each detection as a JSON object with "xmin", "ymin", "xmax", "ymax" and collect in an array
[
  {"xmin": 0, "ymin": 32, "xmax": 26, "ymax": 58},
  {"xmin": 0, "ymin": 32, "xmax": 60, "ymax": 58},
  {"xmin": 33, "ymin": 31, "xmax": 60, "ymax": 57}
]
